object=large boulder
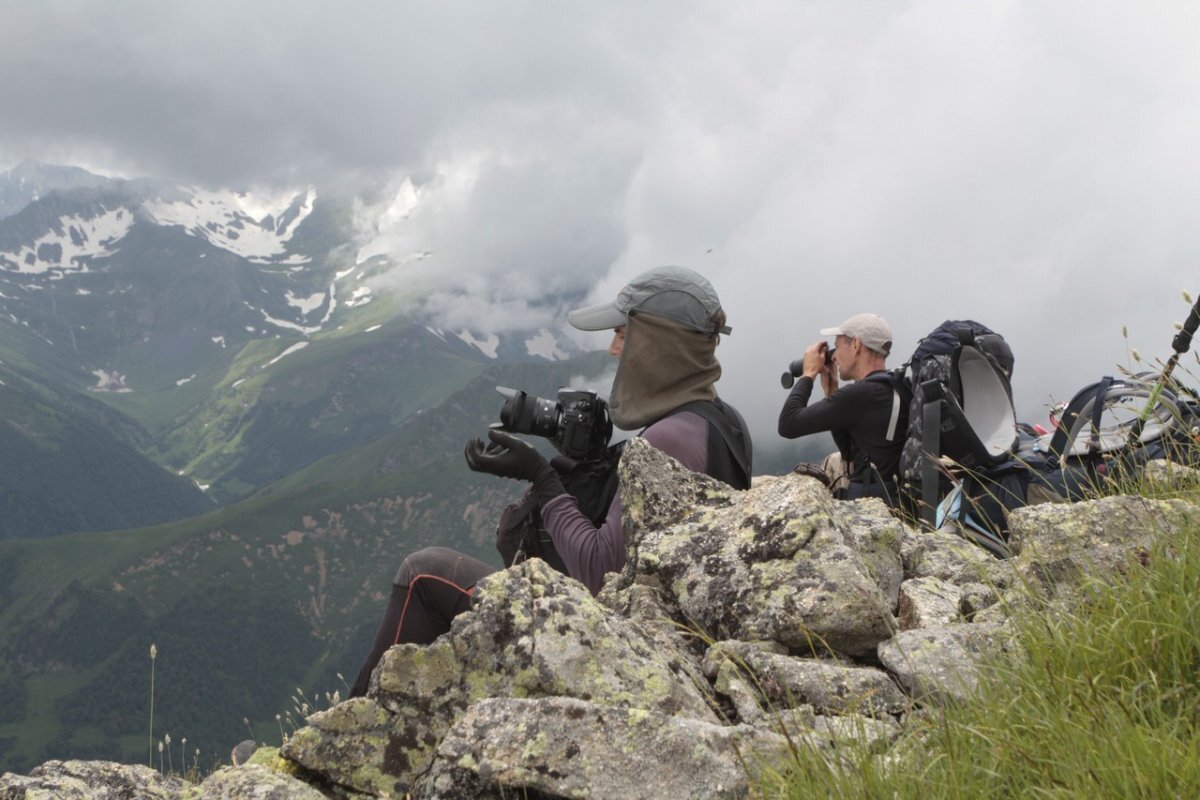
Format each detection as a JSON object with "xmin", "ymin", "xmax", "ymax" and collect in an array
[
  {"xmin": 0, "ymin": 760, "xmax": 181, "ymax": 799},
  {"xmin": 900, "ymin": 525, "xmax": 1006, "ymax": 586},
  {"xmin": 1007, "ymin": 495, "xmax": 1198, "ymax": 597},
  {"xmin": 703, "ymin": 640, "xmax": 909, "ymax": 721},
  {"xmin": 283, "ymin": 557, "xmax": 718, "ymax": 795},
  {"xmin": 195, "ymin": 764, "xmax": 327, "ymax": 799},
  {"xmin": 422, "ymin": 696, "xmax": 790, "ymax": 800},
  {"xmin": 613, "ymin": 440, "xmax": 905, "ymax": 658},
  {"xmin": 877, "ymin": 622, "xmax": 1017, "ymax": 705}
]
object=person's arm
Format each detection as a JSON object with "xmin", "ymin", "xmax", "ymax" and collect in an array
[
  {"xmin": 778, "ymin": 381, "xmax": 873, "ymax": 439},
  {"xmin": 541, "ymin": 413, "xmax": 708, "ymax": 595}
]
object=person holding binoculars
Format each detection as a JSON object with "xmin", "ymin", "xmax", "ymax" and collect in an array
[{"xmin": 778, "ymin": 313, "xmax": 908, "ymax": 505}]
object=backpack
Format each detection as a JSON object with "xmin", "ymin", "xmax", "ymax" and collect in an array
[
  {"xmin": 897, "ymin": 320, "xmax": 1024, "ymax": 552},
  {"xmin": 495, "ymin": 398, "xmax": 753, "ymax": 571},
  {"xmin": 1021, "ymin": 374, "xmax": 1200, "ymax": 500}
]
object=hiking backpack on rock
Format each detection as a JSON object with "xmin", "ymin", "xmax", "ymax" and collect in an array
[
  {"xmin": 1019, "ymin": 374, "xmax": 1200, "ymax": 500},
  {"xmin": 897, "ymin": 320, "xmax": 1025, "ymax": 556}
]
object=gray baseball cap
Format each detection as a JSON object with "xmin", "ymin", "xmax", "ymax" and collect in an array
[
  {"xmin": 821, "ymin": 313, "xmax": 893, "ymax": 355},
  {"xmin": 567, "ymin": 265, "xmax": 731, "ymax": 335}
]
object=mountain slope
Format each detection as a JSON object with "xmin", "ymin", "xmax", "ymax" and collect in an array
[
  {"xmin": 0, "ymin": 161, "xmax": 112, "ymax": 220},
  {"xmin": 0, "ymin": 170, "xmax": 587, "ymax": 508},
  {"xmin": 0, "ymin": 351, "xmax": 610, "ymax": 773},
  {"xmin": 0, "ymin": 362, "xmax": 214, "ymax": 540}
]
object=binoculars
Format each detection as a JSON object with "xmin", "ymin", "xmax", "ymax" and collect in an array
[{"xmin": 780, "ymin": 346, "xmax": 833, "ymax": 389}]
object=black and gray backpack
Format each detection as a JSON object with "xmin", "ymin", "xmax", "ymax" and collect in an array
[{"xmin": 897, "ymin": 320, "xmax": 1025, "ymax": 555}]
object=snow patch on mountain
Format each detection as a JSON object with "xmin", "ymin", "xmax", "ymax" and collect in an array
[
  {"xmin": 144, "ymin": 186, "xmax": 315, "ymax": 263},
  {"xmin": 0, "ymin": 207, "xmax": 134, "ymax": 274},
  {"xmin": 91, "ymin": 369, "xmax": 131, "ymax": 393},
  {"xmin": 525, "ymin": 329, "xmax": 569, "ymax": 360},
  {"xmin": 259, "ymin": 310, "xmax": 322, "ymax": 335},
  {"xmin": 286, "ymin": 290, "xmax": 327, "ymax": 316},
  {"xmin": 319, "ymin": 283, "xmax": 338, "ymax": 323},
  {"xmin": 265, "ymin": 341, "xmax": 309, "ymax": 367},
  {"xmin": 456, "ymin": 329, "xmax": 499, "ymax": 358},
  {"xmin": 344, "ymin": 286, "xmax": 373, "ymax": 309}
]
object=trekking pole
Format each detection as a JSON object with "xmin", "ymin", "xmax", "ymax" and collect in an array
[{"xmin": 1127, "ymin": 291, "xmax": 1200, "ymax": 449}]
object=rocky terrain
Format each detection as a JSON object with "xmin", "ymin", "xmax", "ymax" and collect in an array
[{"xmin": 2, "ymin": 438, "xmax": 1195, "ymax": 799}]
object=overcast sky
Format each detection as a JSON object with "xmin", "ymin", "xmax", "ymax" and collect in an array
[{"xmin": 2, "ymin": 0, "xmax": 1198, "ymax": 446}]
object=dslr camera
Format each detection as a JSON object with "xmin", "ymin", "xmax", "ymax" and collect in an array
[{"xmin": 493, "ymin": 386, "xmax": 613, "ymax": 461}]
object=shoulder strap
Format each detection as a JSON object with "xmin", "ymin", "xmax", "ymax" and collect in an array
[
  {"xmin": 1047, "ymin": 377, "xmax": 1113, "ymax": 461},
  {"xmin": 864, "ymin": 370, "xmax": 912, "ymax": 443},
  {"xmin": 670, "ymin": 398, "xmax": 753, "ymax": 489}
]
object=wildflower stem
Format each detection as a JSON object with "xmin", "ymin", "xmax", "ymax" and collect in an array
[{"xmin": 148, "ymin": 643, "xmax": 157, "ymax": 768}]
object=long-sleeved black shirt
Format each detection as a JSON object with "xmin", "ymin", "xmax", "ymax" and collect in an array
[{"xmin": 777, "ymin": 372, "xmax": 906, "ymax": 482}]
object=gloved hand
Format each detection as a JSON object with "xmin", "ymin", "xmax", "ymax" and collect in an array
[
  {"xmin": 465, "ymin": 430, "xmax": 548, "ymax": 481},
  {"xmin": 465, "ymin": 430, "xmax": 567, "ymax": 505}
]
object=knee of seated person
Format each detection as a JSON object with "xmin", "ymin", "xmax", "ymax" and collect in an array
[{"xmin": 392, "ymin": 546, "xmax": 461, "ymax": 586}]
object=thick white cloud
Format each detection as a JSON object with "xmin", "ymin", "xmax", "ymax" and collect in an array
[{"xmin": 2, "ymin": 0, "xmax": 1198, "ymax": 449}]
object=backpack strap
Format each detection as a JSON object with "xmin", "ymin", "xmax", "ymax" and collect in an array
[
  {"xmin": 864, "ymin": 370, "xmax": 912, "ymax": 443},
  {"xmin": 670, "ymin": 398, "xmax": 753, "ymax": 489},
  {"xmin": 1047, "ymin": 376, "xmax": 1114, "ymax": 462}
]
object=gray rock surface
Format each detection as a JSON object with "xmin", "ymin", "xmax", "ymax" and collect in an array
[
  {"xmin": 0, "ymin": 760, "xmax": 182, "ymax": 799},
  {"xmin": 877, "ymin": 622, "xmax": 1017, "ymax": 705},
  {"xmin": 195, "ymin": 764, "xmax": 328, "ymax": 799},
  {"xmin": 1007, "ymin": 495, "xmax": 1197, "ymax": 597},
  {"xmin": 1142, "ymin": 458, "xmax": 1200, "ymax": 488},
  {"xmin": 900, "ymin": 526, "xmax": 1004, "ymax": 586},
  {"xmin": 616, "ymin": 444, "xmax": 905, "ymax": 658},
  {"xmin": 284, "ymin": 556, "xmax": 717, "ymax": 795},
  {"xmin": 704, "ymin": 641, "xmax": 908, "ymax": 719},
  {"xmin": 958, "ymin": 581, "xmax": 1001, "ymax": 620},
  {"xmin": 898, "ymin": 576, "xmax": 961, "ymax": 630},
  {"xmin": 422, "ymin": 696, "xmax": 790, "ymax": 800}
]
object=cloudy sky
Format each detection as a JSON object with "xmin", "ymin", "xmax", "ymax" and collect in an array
[{"xmin": 2, "ymin": 0, "xmax": 1197, "ymax": 444}]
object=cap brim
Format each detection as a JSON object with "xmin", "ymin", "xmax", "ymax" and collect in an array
[
  {"xmin": 818, "ymin": 326, "xmax": 844, "ymax": 337},
  {"xmin": 567, "ymin": 301, "xmax": 627, "ymax": 331}
]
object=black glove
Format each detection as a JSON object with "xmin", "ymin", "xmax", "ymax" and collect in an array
[{"xmin": 465, "ymin": 430, "xmax": 567, "ymax": 505}]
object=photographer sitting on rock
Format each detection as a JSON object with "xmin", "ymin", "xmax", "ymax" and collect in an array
[
  {"xmin": 778, "ymin": 313, "xmax": 908, "ymax": 505},
  {"xmin": 349, "ymin": 266, "xmax": 752, "ymax": 698}
]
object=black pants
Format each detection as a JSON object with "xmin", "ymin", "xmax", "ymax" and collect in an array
[{"xmin": 350, "ymin": 546, "xmax": 495, "ymax": 697}]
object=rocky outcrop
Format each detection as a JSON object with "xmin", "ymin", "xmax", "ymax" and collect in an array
[
  {"xmin": 0, "ymin": 760, "xmax": 182, "ymax": 799},
  {"xmin": 424, "ymin": 697, "xmax": 789, "ymax": 800},
  {"xmin": 3, "ymin": 445, "xmax": 1194, "ymax": 799},
  {"xmin": 282, "ymin": 555, "xmax": 718, "ymax": 797}
]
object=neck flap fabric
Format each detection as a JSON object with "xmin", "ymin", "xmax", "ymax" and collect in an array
[{"xmin": 609, "ymin": 311, "xmax": 721, "ymax": 430}]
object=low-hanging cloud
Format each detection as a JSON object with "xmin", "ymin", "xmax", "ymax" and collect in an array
[{"xmin": 1, "ymin": 0, "xmax": 1197, "ymax": 453}]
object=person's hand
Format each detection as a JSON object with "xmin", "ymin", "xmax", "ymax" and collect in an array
[
  {"xmin": 801, "ymin": 341, "xmax": 828, "ymax": 379},
  {"xmin": 465, "ymin": 430, "xmax": 568, "ymax": 507},
  {"xmin": 465, "ymin": 430, "xmax": 552, "ymax": 483}
]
